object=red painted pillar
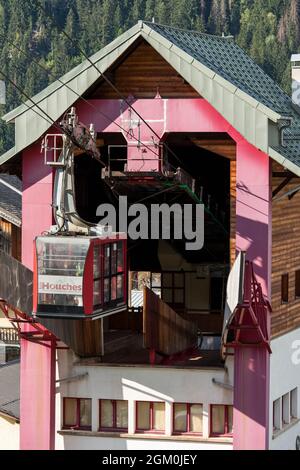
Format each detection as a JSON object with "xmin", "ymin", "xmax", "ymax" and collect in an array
[
  {"xmin": 233, "ymin": 138, "xmax": 272, "ymax": 450},
  {"xmin": 20, "ymin": 142, "xmax": 56, "ymax": 450},
  {"xmin": 20, "ymin": 335, "xmax": 56, "ymax": 450}
]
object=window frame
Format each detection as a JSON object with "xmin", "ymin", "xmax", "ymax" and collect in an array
[
  {"xmin": 135, "ymin": 401, "xmax": 165, "ymax": 434},
  {"xmin": 291, "ymin": 388, "xmax": 298, "ymax": 420},
  {"xmin": 210, "ymin": 404, "xmax": 233, "ymax": 437},
  {"xmin": 99, "ymin": 399, "xmax": 128, "ymax": 432},
  {"xmin": 295, "ymin": 270, "xmax": 300, "ymax": 299},
  {"xmin": 172, "ymin": 402, "xmax": 203, "ymax": 436},
  {"xmin": 281, "ymin": 273, "xmax": 289, "ymax": 304},
  {"xmin": 103, "ymin": 242, "xmax": 125, "ymax": 307},
  {"xmin": 63, "ymin": 397, "xmax": 92, "ymax": 431},
  {"xmin": 161, "ymin": 271, "xmax": 185, "ymax": 308}
]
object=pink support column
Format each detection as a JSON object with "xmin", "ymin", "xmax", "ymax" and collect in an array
[
  {"xmin": 233, "ymin": 138, "xmax": 272, "ymax": 450},
  {"xmin": 20, "ymin": 336, "xmax": 56, "ymax": 450},
  {"xmin": 20, "ymin": 142, "xmax": 56, "ymax": 450}
]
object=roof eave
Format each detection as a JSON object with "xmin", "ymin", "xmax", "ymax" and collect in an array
[
  {"xmin": 269, "ymin": 147, "xmax": 300, "ymax": 177},
  {"xmin": 0, "ymin": 208, "xmax": 21, "ymax": 227},
  {"xmin": 0, "ymin": 409, "xmax": 20, "ymax": 423},
  {"xmin": 0, "ymin": 147, "xmax": 18, "ymax": 166},
  {"xmin": 2, "ymin": 22, "xmax": 144, "ymax": 124}
]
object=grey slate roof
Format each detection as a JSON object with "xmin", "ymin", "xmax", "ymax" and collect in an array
[
  {"xmin": 0, "ymin": 174, "xmax": 22, "ymax": 227},
  {"xmin": 145, "ymin": 22, "xmax": 300, "ymax": 173},
  {"xmin": 0, "ymin": 360, "xmax": 20, "ymax": 421}
]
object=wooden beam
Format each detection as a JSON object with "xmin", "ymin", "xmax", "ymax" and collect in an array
[
  {"xmin": 272, "ymin": 175, "xmax": 294, "ymax": 198},
  {"xmin": 190, "ymin": 138, "xmax": 236, "ymax": 160}
]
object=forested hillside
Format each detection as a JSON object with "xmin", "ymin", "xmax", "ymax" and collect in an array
[{"xmin": 0, "ymin": 0, "xmax": 299, "ymax": 154}]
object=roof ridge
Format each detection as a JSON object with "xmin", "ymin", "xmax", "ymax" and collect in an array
[{"xmin": 143, "ymin": 20, "xmax": 234, "ymax": 41}]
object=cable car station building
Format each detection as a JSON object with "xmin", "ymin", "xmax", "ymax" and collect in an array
[{"xmin": 1, "ymin": 21, "xmax": 300, "ymax": 450}]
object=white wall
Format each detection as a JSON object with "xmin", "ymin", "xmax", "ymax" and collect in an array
[
  {"xmin": 60, "ymin": 435, "xmax": 232, "ymax": 450},
  {"xmin": 55, "ymin": 351, "xmax": 234, "ymax": 450},
  {"xmin": 0, "ymin": 415, "xmax": 19, "ymax": 450},
  {"xmin": 269, "ymin": 327, "xmax": 300, "ymax": 450}
]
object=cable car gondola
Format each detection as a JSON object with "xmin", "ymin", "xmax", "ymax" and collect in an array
[
  {"xmin": 33, "ymin": 235, "xmax": 127, "ymax": 319},
  {"xmin": 33, "ymin": 108, "xmax": 127, "ymax": 320}
]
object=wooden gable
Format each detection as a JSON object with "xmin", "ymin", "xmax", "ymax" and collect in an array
[{"xmin": 87, "ymin": 39, "xmax": 200, "ymax": 99}]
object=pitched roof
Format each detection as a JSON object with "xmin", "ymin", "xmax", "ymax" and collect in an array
[
  {"xmin": 0, "ymin": 360, "xmax": 20, "ymax": 421},
  {"xmin": 0, "ymin": 174, "xmax": 22, "ymax": 227},
  {"xmin": 1, "ymin": 21, "xmax": 300, "ymax": 175},
  {"xmin": 147, "ymin": 22, "xmax": 292, "ymax": 116}
]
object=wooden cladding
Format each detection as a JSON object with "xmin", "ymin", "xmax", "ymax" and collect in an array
[
  {"xmin": 0, "ymin": 249, "xmax": 33, "ymax": 315},
  {"xmin": 41, "ymin": 317, "xmax": 104, "ymax": 358},
  {"xmin": 271, "ymin": 161, "xmax": 300, "ymax": 338},
  {"xmin": 143, "ymin": 287, "xmax": 198, "ymax": 356},
  {"xmin": 88, "ymin": 39, "xmax": 200, "ymax": 99},
  {"xmin": 0, "ymin": 218, "xmax": 21, "ymax": 261}
]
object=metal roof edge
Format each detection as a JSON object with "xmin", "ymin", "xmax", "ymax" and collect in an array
[
  {"xmin": 269, "ymin": 147, "xmax": 300, "ymax": 177},
  {"xmin": 0, "ymin": 147, "xmax": 18, "ymax": 166},
  {"xmin": 0, "ymin": 408, "xmax": 20, "ymax": 423},
  {"xmin": 141, "ymin": 27, "xmax": 283, "ymax": 125},
  {"xmin": 2, "ymin": 23, "xmax": 143, "ymax": 123}
]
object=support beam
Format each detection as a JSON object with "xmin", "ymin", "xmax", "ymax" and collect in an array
[
  {"xmin": 272, "ymin": 175, "xmax": 293, "ymax": 199},
  {"xmin": 234, "ymin": 138, "xmax": 272, "ymax": 451}
]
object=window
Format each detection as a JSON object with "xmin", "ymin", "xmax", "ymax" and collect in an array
[
  {"xmin": 296, "ymin": 271, "xmax": 300, "ymax": 298},
  {"xmin": 291, "ymin": 388, "xmax": 298, "ymax": 420},
  {"xmin": 162, "ymin": 272, "xmax": 185, "ymax": 307},
  {"xmin": 37, "ymin": 238, "xmax": 89, "ymax": 308},
  {"xmin": 63, "ymin": 398, "xmax": 91, "ymax": 430},
  {"xmin": 273, "ymin": 389, "xmax": 299, "ymax": 434},
  {"xmin": 103, "ymin": 242, "xmax": 125, "ymax": 305},
  {"xmin": 136, "ymin": 402, "xmax": 165, "ymax": 433},
  {"xmin": 282, "ymin": 393, "xmax": 290, "ymax": 425},
  {"xmin": 173, "ymin": 403, "xmax": 203, "ymax": 434},
  {"xmin": 99, "ymin": 400, "xmax": 128, "ymax": 431},
  {"xmin": 281, "ymin": 274, "xmax": 289, "ymax": 303},
  {"xmin": 210, "ymin": 405, "xmax": 233, "ymax": 436}
]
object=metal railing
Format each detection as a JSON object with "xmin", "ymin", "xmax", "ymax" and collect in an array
[
  {"xmin": 107, "ymin": 144, "xmax": 165, "ymax": 176},
  {"xmin": 0, "ymin": 327, "xmax": 19, "ymax": 345}
]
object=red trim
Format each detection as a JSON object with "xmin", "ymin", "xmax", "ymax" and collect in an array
[
  {"xmin": 34, "ymin": 236, "xmax": 127, "ymax": 319},
  {"xmin": 63, "ymin": 397, "xmax": 92, "ymax": 431},
  {"xmin": 172, "ymin": 403, "xmax": 203, "ymax": 436},
  {"xmin": 98, "ymin": 399, "xmax": 128, "ymax": 432},
  {"xmin": 83, "ymin": 243, "xmax": 94, "ymax": 315},
  {"xmin": 223, "ymin": 260, "xmax": 272, "ymax": 357},
  {"xmin": 210, "ymin": 405, "xmax": 233, "ymax": 437},
  {"xmin": 135, "ymin": 401, "xmax": 165, "ymax": 434},
  {"xmin": 33, "ymin": 239, "xmax": 38, "ymax": 314}
]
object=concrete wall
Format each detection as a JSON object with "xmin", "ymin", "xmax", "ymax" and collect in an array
[
  {"xmin": 55, "ymin": 351, "xmax": 233, "ymax": 450},
  {"xmin": 269, "ymin": 327, "xmax": 300, "ymax": 450},
  {"xmin": 0, "ymin": 415, "xmax": 19, "ymax": 450}
]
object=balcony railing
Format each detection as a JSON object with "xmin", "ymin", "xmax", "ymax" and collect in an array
[{"xmin": 0, "ymin": 327, "xmax": 19, "ymax": 345}]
